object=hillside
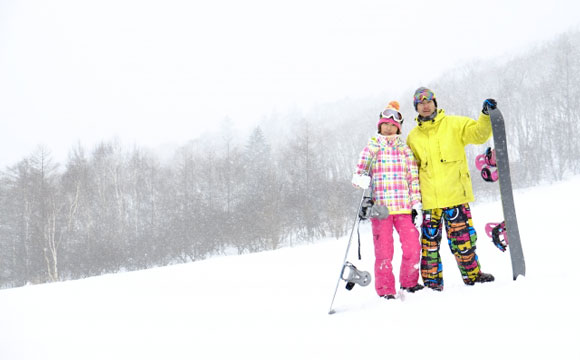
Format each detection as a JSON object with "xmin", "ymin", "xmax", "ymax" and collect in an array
[{"xmin": 0, "ymin": 177, "xmax": 578, "ymax": 360}]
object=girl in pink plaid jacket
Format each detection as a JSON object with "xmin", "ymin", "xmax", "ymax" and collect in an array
[{"xmin": 352, "ymin": 101, "xmax": 424, "ymax": 299}]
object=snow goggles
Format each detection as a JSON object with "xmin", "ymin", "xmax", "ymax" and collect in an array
[
  {"xmin": 380, "ymin": 108, "xmax": 403, "ymax": 123},
  {"xmin": 414, "ymin": 88, "xmax": 435, "ymax": 105}
]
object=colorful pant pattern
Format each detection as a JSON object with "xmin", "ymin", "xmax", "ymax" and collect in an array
[{"xmin": 420, "ymin": 203, "xmax": 481, "ymax": 289}]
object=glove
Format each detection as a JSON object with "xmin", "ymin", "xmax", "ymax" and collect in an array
[
  {"xmin": 359, "ymin": 197, "xmax": 374, "ymax": 220},
  {"xmin": 482, "ymin": 98, "xmax": 497, "ymax": 115},
  {"xmin": 411, "ymin": 203, "xmax": 423, "ymax": 228},
  {"xmin": 351, "ymin": 173, "xmax": 371, "ymax": 189}
]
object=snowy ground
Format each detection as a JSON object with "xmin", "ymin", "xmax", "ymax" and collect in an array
[{"xmin": 1, "ymin": 177, "xmax": 579, "ymax": 360}]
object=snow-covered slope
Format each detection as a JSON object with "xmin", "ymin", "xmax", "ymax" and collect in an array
[{"xmin": 1, "ymin": 177, "xmax": 579, "ymax": 360}]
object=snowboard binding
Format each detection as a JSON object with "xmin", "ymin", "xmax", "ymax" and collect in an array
[
  {"xmin": 480, "ymin": 167, "xmax": 498, "ymax": 182},
  {"xmin": 485, "ymin": 222, "xmax": 508, "ymax": 252},
  {"xmin": 475, "ymin": 147, "xmax": 498, "ymax": 182},
  {"xmin": 358, "ymin": 196, "xmax": 374, "ymax": 220},
  {"xmin": 340, "ymin": 262, "xmax": 371, "ymax": 290}
]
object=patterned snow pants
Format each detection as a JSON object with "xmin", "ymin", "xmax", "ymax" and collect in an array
[{"xmin": 420, "ymin": 203, "xmax": 481, "ymax": 289}]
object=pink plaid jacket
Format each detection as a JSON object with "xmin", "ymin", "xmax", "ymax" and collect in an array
[{"xmin": 354, "ymin": 135, "xmax": 421, "ymax": 214}]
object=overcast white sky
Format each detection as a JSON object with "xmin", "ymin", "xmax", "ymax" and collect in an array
[{"xmin": 0, "ymin": 0, "xmax": 579, "ymax": 167}]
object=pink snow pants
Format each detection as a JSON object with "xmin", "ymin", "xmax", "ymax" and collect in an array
[{"xmin": 371, "ymin": 214, "xmax": 421, "ymax": 296}]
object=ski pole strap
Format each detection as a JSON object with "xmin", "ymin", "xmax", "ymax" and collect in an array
[{"xmin": 356, "ymin": 218, "xmax": 362, "ymax": 260}]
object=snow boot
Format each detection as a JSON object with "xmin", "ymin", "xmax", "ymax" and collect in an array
[
  {"xmin": 424, "ymin": 282, "xmax": 443, "ymax": 291},
  {"xmin": 381, "ymin": 294, "xmax": 396, "ymax": 300},
  {"xmin": 476, "ymin": 272, "xmax": 495, "ymax": 283},
  {"xmin": 466, "ymin": 272, "xmax": 495, "ymax": 285},
  {"xmin": 401, "ymin": 284, "xmax": 424, "ymax": 293}
]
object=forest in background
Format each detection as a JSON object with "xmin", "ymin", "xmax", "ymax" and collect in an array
[{"xmin": 1, "ymin": 30, "xmax": 578, "ymax": 288}]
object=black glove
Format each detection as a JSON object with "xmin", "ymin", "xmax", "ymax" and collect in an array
[
  {"xmin": 359, "ymin": 197, "xmax": 374, "ymax": 220},
  {"xmin": 482, "ymin": 98, "xmax": 497, "ymax": 115}
]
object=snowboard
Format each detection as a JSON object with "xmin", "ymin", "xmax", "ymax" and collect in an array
[
  {"xmin": 328, "ymin": 190, "xmax": 372, "ymax": 315},
  {"xmin": 486, "ymin": 108, "xmax": 526, "ymax": 280}
]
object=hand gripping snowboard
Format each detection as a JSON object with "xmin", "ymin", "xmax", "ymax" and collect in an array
[{"xmin": 488, "ymin": 108, "xmax": 526, "ymax": 280}]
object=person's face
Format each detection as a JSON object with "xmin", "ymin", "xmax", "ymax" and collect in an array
[
  {"xmin": 379, "ymin": 122, "xmax": 398, "ymax": 136},
  {"xmin": 417, "ymin": 100, "xmax": 436, "ymax": 117}
]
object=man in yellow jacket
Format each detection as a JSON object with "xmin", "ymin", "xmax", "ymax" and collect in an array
[{"xmin": 406, "ymin": 87, "xmax": 496, "ymax": 291}]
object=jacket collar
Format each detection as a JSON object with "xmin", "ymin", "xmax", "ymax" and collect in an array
[
  {"xmin": 415, "ymin": 109, "xmax": 445, "ymax": 128},
  {"xmin": 376, "ymin": 134, "xmax": 400, "ymax": 145}
]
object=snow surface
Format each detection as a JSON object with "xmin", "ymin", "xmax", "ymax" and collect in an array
[{"xmin": 1, "ymin": 177, "xmax": 579, "ymax": 360}]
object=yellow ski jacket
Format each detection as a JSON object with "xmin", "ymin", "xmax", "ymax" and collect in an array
[{"xmin": 406, "ymin": 109, "xmax": 492, "ymax": 210}]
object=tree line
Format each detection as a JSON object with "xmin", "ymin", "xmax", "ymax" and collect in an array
[
  {"xmin": 1, "ymin": 30, "xmax": 579, "ymax": 288},
  {"xmin": 0, "ymin": 123, "xmax": 357, "ymax": 288}
]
